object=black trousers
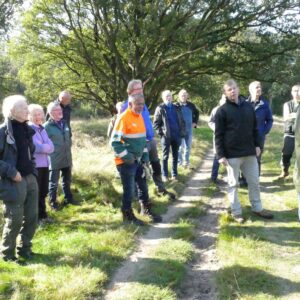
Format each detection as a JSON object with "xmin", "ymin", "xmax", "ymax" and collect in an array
[
  {"xmin": 281, "ymin": 135, "xmax": 295, "ymax": 171},
  {"xmin": 37, "ymin": 167, "xmax": 49, "ymax": 219}
]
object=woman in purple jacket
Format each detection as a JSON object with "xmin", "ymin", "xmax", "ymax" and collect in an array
[{"xmin": 28, "ymin": 104, "xmax": 54, "ymax": 220}]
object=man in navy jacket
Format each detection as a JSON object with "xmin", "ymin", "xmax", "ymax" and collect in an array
[{"xmin": 246, "ymin": 81, "xmax": 273, "ymax": 175}]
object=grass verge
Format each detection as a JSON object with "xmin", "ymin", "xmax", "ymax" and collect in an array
[
  {"xmin": 216, "ymin": 123, "xmax": 300, "ymax": 300},
  {"xmin": 0, "ymin": 118, "xmax": 212, "ymax": 299}
]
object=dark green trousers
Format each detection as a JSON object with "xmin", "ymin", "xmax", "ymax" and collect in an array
[{"xmin": 1, "ymin": 174, "xmax": 38, "ymax": 259}]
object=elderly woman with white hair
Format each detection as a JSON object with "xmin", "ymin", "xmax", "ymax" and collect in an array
[
  {"xmin": 28, "ymin": 104, "xmax": 54, "ymax": 221},
  {"xmin": 0, "ymin": 95, "xmax": 38, "ymax": 261},
  {"xmin": 44, "ymin": 101, "xmax": 73, "ymax": 210}
]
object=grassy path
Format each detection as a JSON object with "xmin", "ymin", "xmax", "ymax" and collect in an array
[
  {"xmin": 216, "ymin": 124, "xmax": 300, "ymax": 300},
  {"xmin": 104, "ymin": 150, "xmax": 219, "ymax": 300},
  {"xmin": 2, "ymin": 117, "xmax": 298, "ymax": 299},
  {"xmin": 177, "ymin": 151, "xmax": 227, "ymax": 300},
  {"xmin": 0, "ymin": 118, "xmax": 212, "ymax": 299}
]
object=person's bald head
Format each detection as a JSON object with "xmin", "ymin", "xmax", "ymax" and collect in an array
[{"xmin": 59, "ymin": 91, "xmax": 72, "ymax": 106}]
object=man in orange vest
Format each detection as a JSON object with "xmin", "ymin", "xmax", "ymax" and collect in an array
[{"xmin": 111, "ymin": 93, "xmax": 162, "ymax": 225}]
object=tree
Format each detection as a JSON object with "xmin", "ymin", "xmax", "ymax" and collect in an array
[
  {"xmin": 11, "ymin": 0, "xmax": 300, "ymax": 113},
  {"xmin": 0, "ymin": 0, "xmax": 23, "ymax": 35},
  {"xmin": 0, "ymin": 41, "xmax": 23, "ymax": 101}
]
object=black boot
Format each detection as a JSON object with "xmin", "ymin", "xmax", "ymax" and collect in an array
[
  {"xmin": 277, "ymin": 167, "xmax": 289, "ymax": 179},
  {"xmin": 63, "ymin": 198, "xmax": 78, "ymax": 206},
  {"xmin": 122, "ymin": 208, "xmax": 145, "ymax": 226},
  {"xmin": 139, "ymin": 202, "xmax": 162, "ymax": 223},
  {"xmin": 50, "ymin": 201, "xmax": 59, "ymax": 211},
  {"xmin": 160, "ymin": 189, "xmax": 176, "ymax": 200}
]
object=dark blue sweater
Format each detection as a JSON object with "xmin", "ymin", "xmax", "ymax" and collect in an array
[{"xmin": 165, "ymin": 104, "xmax": 180, "ymax": 139}]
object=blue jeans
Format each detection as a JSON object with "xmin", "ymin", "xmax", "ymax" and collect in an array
[
  {"xmin": 178, "ymin": 130, "xmax": 192, "ymax": 166},
  {"xmin": 117, "ymin": 162, "xmax": 149, "ymax": 210},
  {"xmin": 147, "ymin": 139, "xmax": 165, "ymax": 192},
  {"xmin": 49, "ymin": 167, "xmax": 73, "ymax": 204},
  {"xmin": 211, "ymin": 156, "xmax": 220, "ymax": 180},
  {"xmin": 161, "ymin": 136, "xmax": 181, "ymax": 177}
]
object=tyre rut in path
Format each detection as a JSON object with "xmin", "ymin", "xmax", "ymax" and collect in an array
[
  {"xmin": 103, "ymin": 149, "xmax": 227, "ymax": 300},
  {"xmin": 177, "ymin": 175, "xmax": 227, "ymax": 299}
]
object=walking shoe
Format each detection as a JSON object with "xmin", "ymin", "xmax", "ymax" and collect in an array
[
  {"xmin": 122, "ymin": 208, "xmax": 145, "ymax": 226},
  {"xmin": 252, "ymin": 209, "xmax": 274, "ymax": 219},
  {"xmin": 63, "ymin": 198, "xmax": 79, "ymax": 206},
  {"xmin": 277, "ymin": 170, "xmax": 289, "ymax": 180},
  {"xmin": 162, "ymin": 176, "xmax": 169, "ymax": 183},
  {"xmin": 1, "ymin": 255, "xmax": 18, "ymax": 262},
  {"xmin": 50, "ymin": 202, "xmax": 59, "ymax": 211},
  {"xmin": 158, "ymin": 189, "xmax": 176, "ymax": 200},
  {"xmin": 139, "ymin": 202, "xmax": 162, "ymax": 223},
  {"xmin": 232, "ymin": 214, "xmax": 245, "ymax": 224},
  {"xmin": 17, "ymin": 250, "xmax": 36, "ymax": 260},
  {"xmin": 171, "ymin": 176, "xmax": 178, "ymax": 182}
]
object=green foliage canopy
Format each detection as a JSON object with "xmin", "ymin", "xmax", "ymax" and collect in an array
[
  {"xmin": 10, "ymin": 0, "xmax": 300, "ymax": 113},
  {"xmin": 0, "ymin": 0, "xmax": 23, "ymax": 35}
]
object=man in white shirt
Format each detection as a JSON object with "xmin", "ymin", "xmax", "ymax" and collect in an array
[{"xmin": 278, "ymin": 85, "xmax": 300, "ymax": 179}]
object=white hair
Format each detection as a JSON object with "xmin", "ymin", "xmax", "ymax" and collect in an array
[
  {"xmin": 28, "ymin": 104, "xmax": 45, "ymax": 122},
  {"xmin": 128, "ymin": 93, "xmax": 144, "ymax": 103},
  {"xmin": 249, "ymin": 81, "xmax": 261, "ymax": 94},
  {"xmin": 161, "ymin": 90, "xmax": 171, "ymax": 101},
  {"xmin": 2, "ymin": 95, "xmax": 27, "ymax": 120},
  {"xmin": 58, "ymin": 90, "xmax": 71, "ymax": 101},
  {"xmin": 178, "ymin": 89, "xmax": 188, "ymax": 98},
  {"xmin": 47, "ymin": 101, "xmax": 61, "ymax": 116}
]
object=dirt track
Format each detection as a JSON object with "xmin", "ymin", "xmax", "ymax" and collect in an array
[{"xmin": 103, "ymin": 150, "xmax": 226, "ymax": 300}]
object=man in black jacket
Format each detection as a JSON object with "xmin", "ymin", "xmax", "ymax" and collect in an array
[
  {"xmin": 153, "ymin": 90, "xmax": 186, "ymax": 181},
  {"xmin": 215, "ymin": 79, "xmax": 273, "ymax": 223}
]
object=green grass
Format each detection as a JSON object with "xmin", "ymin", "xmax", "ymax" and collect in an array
[
  {"xmin": 107, "ymin": 283, "xmax": 177, "ymax": 300},
  {"xmin": 108, "ymin": 238, "xmax": 194, "ymax": 300},
  {"xmin": 216, "ymin": 123, "xmax": 300, "ymax": 300},
  {"xmin": 0, "ymin": 118, "xmax": 212, "ymax": 299}
]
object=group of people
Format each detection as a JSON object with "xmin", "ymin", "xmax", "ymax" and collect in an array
[
  {"xmin": 209, "ymin": 81, "xmax": 273, "ymax": 184},
  {"xmin": 0, "ymin": 91, "xmax": 74, "ymax": 261},
  {"xmin": 208, "ymin": 80, "xmax": 300, "ymax": 223},
  {"xmin": 1, "ymin": 78, "xmax": 300, "ymax": 262},
  {"xmin": 110, "ymin": 80, "xmax": 199, "ymax": 225}
]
